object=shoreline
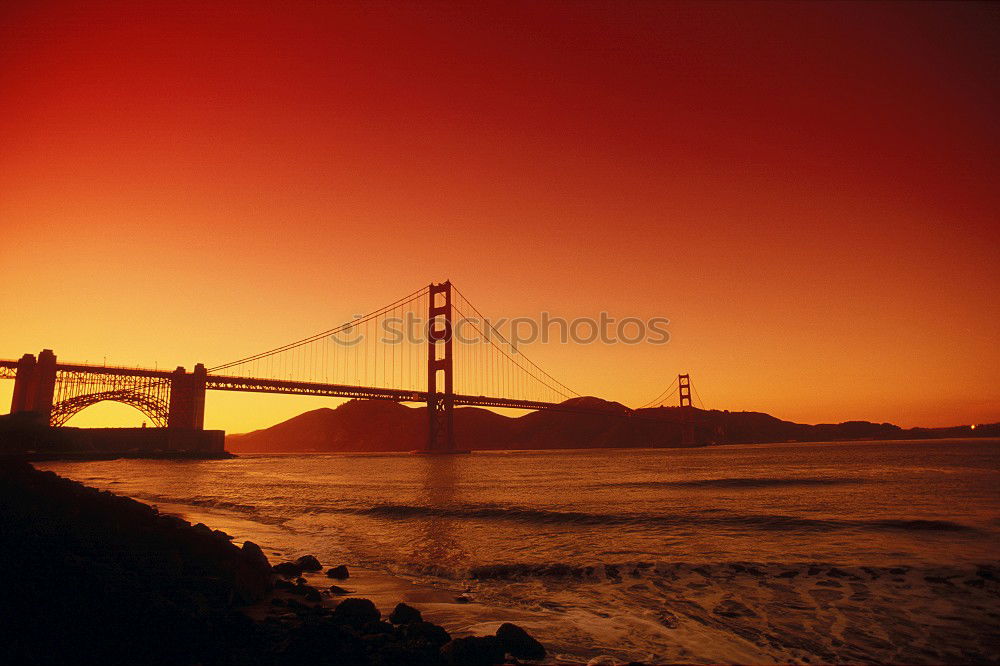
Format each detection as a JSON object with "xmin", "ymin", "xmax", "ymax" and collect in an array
[
  {"xmin": 17, "ymin": 445, "xmax": 1000, "ymax": 664},
  {"xmin": 0, "ymin": 459, "xmax": 555, "ymax": 665}
]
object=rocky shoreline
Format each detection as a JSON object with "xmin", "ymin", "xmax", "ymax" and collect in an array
[{"xmin": 0, "ymin": 459, "xmax": 559, "ymax": 665}]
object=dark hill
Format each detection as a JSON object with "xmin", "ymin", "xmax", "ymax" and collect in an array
[{"xmin": 227, "ymin": 398, "xmax": 997, "ymax": 453}]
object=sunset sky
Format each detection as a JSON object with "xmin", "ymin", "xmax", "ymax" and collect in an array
[{"xmin": 1, "ymin": 1, "xmax": 997, "ymax": 431}]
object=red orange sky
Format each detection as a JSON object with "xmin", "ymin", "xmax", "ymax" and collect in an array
[{"xmin": 1, "ymin": 1, "xmax": 998, "ymax": 431}]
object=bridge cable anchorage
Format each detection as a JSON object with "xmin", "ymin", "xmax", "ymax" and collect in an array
[{"xmin": 636, "ymin": 375, "xmax": 679, "ymax": 410}]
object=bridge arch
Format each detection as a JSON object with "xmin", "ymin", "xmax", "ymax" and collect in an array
[{"xmin": 50, "ymin": 390, "xmax": 170, "ymax": 428}]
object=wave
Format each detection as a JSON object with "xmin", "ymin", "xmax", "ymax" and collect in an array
[
  {"xmin": 127, "ymin": 492, "xmax": 296, "ymax": 526},
  {"xmin": 351, "ymin": 503, "xmax": 973, "ymax": 533},
  {"xmin": 121, "ymin": 493, "xmax": 975, "ymax": 536},
  {"xmin": 598, "ymin": 476, "xmax": 860, "ymax": 489},
  {"xmin": 406, "ymin": 560, "xmax": 998, "ymax": 583}
]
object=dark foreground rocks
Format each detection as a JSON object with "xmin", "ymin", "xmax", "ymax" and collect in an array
[
  {"xmin": 389, "ymin": 602, "xmax": 423, "ymax": 625},
  {"xmin": 0, "ymin": 459, "xmax": 546, "ymax": 665},
  {"xmin": 326, "ymin": 564, "xmax": 350, "ymax": 579},
  {"xmin": 496, "ymin": 622, "xmax": 547, "ymax": 660},
  {"xmin": 441, "ymin": 635, "xmax": 505, "ymax": 666},
  {"xmin": 0, "ymin": 458, "xmax": 272, "ymax": 664},
  {"xmin": 295, "ymin": 554, "xmax": 323, "ymax": 572}
]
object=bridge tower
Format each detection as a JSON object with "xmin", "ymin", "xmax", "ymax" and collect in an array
[
  {"xmin": 10, "ymin": 350, "xmax": 57, "ymax": 423},
  {"xmin": 678, "ymin": 373, "xmax": 695, "ymax": 446},
  {"xmin": 168, "ymin": 364, "xmax": 207, "ymax": 429},
  {"xmin": 426, "ymin": 281, "xmax": 455, "ymax": 452},
  {"xmin": 10, "ymin": 353, "xmax": 37, "ymax": 415},
  {"xmin": 678, "ymin": 373, "xmax": 692, "ymax": 408}
]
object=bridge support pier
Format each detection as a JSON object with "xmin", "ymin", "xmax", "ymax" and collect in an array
[
  {"xmin": 10, "ymin": 350, "xmax": 57, "ymax": 423},
  {"xmin": 168, "ymin": 364, "xmax": 207, "ymax": 429},
  {"xmin": 426, "ymin": 281, "xmax": 456, "ymax": 452},
  {"xmin": 678, "ymin": 373, "xmax": 695, "ymax": 446}
]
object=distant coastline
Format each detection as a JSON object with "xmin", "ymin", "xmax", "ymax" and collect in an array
[{"xmin": 227, "ymin": 397, "xmax": 999, "ymax": 454}]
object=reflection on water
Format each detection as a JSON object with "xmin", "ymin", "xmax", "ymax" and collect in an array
[{"xmin": 409, "ymin": 455, "xmax": 466, "ymax": 571}]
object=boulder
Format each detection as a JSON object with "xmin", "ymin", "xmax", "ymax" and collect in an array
[
  {"xmin": 290, "ymin": 583, "xmax": 320, "ymax": 599},
  {"xmin": 326, "ymin": 564, "xmax": 350, "ymax": 579},
  {"xmin": 495, "ymin": 622, "xmax": 545, "ymax": 660},
  {"xmin": 332, "ymin": 598, "xmax": 380, "ymax": 627},
  {"xmin": 328, "ymin": 585, "xmax": 349, "ymax": 595},
  {"xmin": 272, "ymin": 562, "xmax": 302, "ymax": 578},
  {"xmin": 401, "ymin": 621, "xmax": 451, "ymax": 648},
  {"xmin": 441, "ymin": 636, "xmax": 505, "ymax": 666},
  {"xmin": 388, "ymin": 602, "xmax": 422, "ymax": 625},
  {"xmin": 241, "ymin": 541, "xmax": 271, "ymax": 571},
  {"xmin": 295, "ymin": 555, "xmax": 322, "ymax": 572}
]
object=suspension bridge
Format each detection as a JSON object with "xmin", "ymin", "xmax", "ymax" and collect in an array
[{"xmin": 0, "ymin": 281, "xmax": 703, "ymax": 453}]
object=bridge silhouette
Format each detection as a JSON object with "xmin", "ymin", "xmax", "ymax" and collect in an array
[{"xmin": 1, "ymin": 282, "xmax": 698, "ymax": 452}]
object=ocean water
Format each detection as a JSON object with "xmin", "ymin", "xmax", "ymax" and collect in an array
[{"xmin": 38, "ymin": 438, "xmax": 1000, "ymax": 663}]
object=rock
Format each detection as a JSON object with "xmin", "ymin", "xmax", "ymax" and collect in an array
[
  {"xmin": 295, "ymin": 577, "xmax": 307, "ymax": 586},
  {"xmin": 401, "ymin": 621, "xmax": 451, "ymax": 648},
  {"xmin": 241, "ymin": 541, "xmax": 271, "ymax": 570},
  {"xmin": 495, "ymin": 622, "xmax": 546, "ymax": 660},
  {"xmin": 274, "ymin": 579, "xmax": 295, "ymax": 591},
  {"xmin": 294, "ymin": 585, "xmax": 321, "ymax": 602},
  {"xmin": 286, "ymin": 598, "xmax": 309, "ymax": 612},
  {"xmin": 362, "ymin": 620, "xmax": 395, "ymax": 637},
  {"xmin": 295, "ymin": 554, "xmax": 322, "ymax": 572},
  {"xmin": 231, "ymin": 548, "xmax": 275, "ymax": 603},
  {"xmin": 454, "ymin": 594, "xmax": 471, "ymax": 604},
  {"xmin": 441, "ymin": 636, "xmax": 505, "ymax": 666},
  {"xmin": 325, "ymin": 564, "xmax": 350, "ymax": 579},
  {"xmin": 328, "ymin": 585, "xmax": 349, "ymax": 595},
  {"xmin": 332, "ymin": 598, "xmax": 380, "ymax": 627},
  {"xmin": 388, "ymin": 602, "xmax": 422, "ymax": 625},
  {"xmin": 272, "ymin": 562, "xmax": 303, "ymax": 578}
]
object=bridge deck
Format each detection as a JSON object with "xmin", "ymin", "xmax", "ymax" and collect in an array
[
  {"xmin": 206, "ymin": 374, "xmax": 560, "ymax": 411},
  {"xmin": 0, "ymin": 360, "xmax": 563, "ymax": 412}
]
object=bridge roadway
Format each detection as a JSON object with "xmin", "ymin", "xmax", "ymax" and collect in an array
[{"xmin": 0, "ymin": 359, "xmax": 562, "ymax": 412}]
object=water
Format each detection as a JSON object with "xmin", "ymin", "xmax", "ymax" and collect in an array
[{"xmin": 38, "ymin": 438, "xmax": 1000, "ymax": 663}]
